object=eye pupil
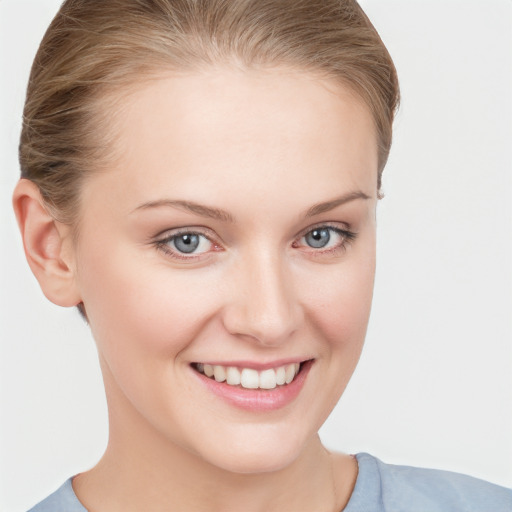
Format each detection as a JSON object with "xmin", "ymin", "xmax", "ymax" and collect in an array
[
  {"xmin": 306, "ymin": 228, "xmax": 331, "ymax": 248},
  {"xmin": 174, "ymin": 234, "xmax": 200, "ymax": 253}
]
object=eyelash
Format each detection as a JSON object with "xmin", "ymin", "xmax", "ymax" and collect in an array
[{"xmin": 154, "ymin": 224, "xmax": 357, "ymax": 261}]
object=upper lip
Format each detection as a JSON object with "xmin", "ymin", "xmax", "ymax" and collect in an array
[{"xmin": 192, "ymin": 358, "xmax": 313, "ymax": 371}]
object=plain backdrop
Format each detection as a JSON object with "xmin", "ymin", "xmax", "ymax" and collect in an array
[{"xmin": 1, "ymin": 0, "xmax": 511, "ymax": 510}]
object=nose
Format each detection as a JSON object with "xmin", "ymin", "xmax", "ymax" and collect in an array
[{"xmin": 221, "ymin": 250, "xmax": 303, "ymax": 346}]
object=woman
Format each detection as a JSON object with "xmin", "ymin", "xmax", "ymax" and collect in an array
[{"xmin": 6, "ymin": 0, "xmax": 512, "ymax": 510}]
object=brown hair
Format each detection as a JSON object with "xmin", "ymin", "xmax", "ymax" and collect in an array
[{"xmin": 19, "ymin": 0, "xmax": 399, "ymax": 225}]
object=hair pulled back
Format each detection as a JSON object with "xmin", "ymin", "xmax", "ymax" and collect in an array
[{"xmin": 20, "ymin": 0, "xmax": 399, "ymax": 225}]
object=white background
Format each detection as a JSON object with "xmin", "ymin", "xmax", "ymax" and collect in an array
[{"xmin": 1, "ymin": 1, "xmax": 511, "ymax": 510}]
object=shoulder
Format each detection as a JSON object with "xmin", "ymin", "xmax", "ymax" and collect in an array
[
  {"xmin": 27, "ymin": 478, "xmax": 87, "ymax": 512},
  {"xmin": 344, "ymin": 452, "xmax": 512, "ymax": 512}
]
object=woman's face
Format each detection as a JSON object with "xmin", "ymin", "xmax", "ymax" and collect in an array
[{"xmin": 72, "ymin": 68, "xmax": 378, "ymax": 473}]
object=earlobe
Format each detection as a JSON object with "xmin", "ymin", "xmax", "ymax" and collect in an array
[{"xmin": 12, "ymin": 179, "xmax": 82, "ymax": 308}]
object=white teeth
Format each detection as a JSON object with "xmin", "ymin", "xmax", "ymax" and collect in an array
[
  {"xmin": 276, "ymin": 366, "xmax": 286, "ymax": 386},
  {"xmin": 226, "ymin": 366, "xmax": 241, "ymax": 386},
  {"xmin": 259, "ymin": 369, "xmax": 277, "ymax": 389},
  {"xmin": 285, "ymin": 363, "xmax": 296, "ymax": 384},
  {"xmin": 197, "ymin": 362, "xmax": 304, "ymax": 389},
  {"xmin": 213, "ymin": 365, "xmax": 226, "ymax": 382},
  {"xmin": 241, "ymin": 368, "xmax": 259, "ymax": 389}
]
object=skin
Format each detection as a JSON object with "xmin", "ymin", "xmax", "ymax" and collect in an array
[{"xmin": 14, "ymin": 67, "xmax": 379, "ymax": 512}]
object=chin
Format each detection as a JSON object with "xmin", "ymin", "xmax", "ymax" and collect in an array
[
  {"xmin": 194, "ymin": 427, "xmax": 312, "ymax": 475},
  {"xmin": 207, "ymin": 449, "xmax": 301, "ymax": 475}
]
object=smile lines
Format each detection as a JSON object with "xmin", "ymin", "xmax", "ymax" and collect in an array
[{"xmin": 194, "ymin": 362, "xmax": 302, "ymax": 390}]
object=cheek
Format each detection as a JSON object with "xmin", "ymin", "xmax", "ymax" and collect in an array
[
  {"xmin": 76, "ymin": 241, "xmax": 222, "ymax": 365},
  {"xmin": 303, "ymin": 249, "xmax": 376, "ymax": 349}
]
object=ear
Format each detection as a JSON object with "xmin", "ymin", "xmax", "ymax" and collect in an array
[{"xmin": 12, "ymin": 179, "xmax": 82, "ymax": 307}]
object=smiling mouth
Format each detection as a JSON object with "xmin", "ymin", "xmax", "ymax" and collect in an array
[{"xmin": 192, "ymin": 362, "xmax": 308, "ymax": 390}]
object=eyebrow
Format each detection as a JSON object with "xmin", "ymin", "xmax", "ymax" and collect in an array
[
  {"xmin": 133, "ymin": 199, "xmax": 235, "ymax": 222},
  {"xmin": 133, "ymin": 190, "xmax": 371, "ymax": 222},
  {"xmin": 305, "ymin": 191, "xmax": 371, "ymax": 217}
]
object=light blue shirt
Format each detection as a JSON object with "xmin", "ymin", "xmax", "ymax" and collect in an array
[{"xmin": 28, "ymin": 452, "xmax": 512, "ymax": 511}]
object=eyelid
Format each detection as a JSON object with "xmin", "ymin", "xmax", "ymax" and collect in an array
[
  {"xmin": 295, "ymin": 221, "xmax": 352, "ymax": 240},
  {"xmin": 153, "ymin": 225, "xmax": 217, "ymax": 240}
]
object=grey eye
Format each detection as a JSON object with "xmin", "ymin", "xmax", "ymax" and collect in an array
[
  {"xmin": 305, "ymin": 228, "xmax": 331, "ymax": 248},
  {"xmin": 173, "ymin": 234, "xmax": 200, "ymax": 253}
]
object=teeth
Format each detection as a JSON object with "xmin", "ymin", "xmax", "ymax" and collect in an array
[
  {"xmin": 204, "ymin": 364, "xmax": 214, "ymax": 378},
  {"xmin": 285, "ymin": 363, "xmax": 297, "ymax": 384},
  {"xmin": 213, "ymin": 365, "xmax": 226, "ymax": 382},
  {"xmin": 241, "ymin": 368, "xmax": 259, "ymax": 389},
  {"xmin": 196, "ymin": 362, "xmax": 302, "ymax": 389},
  {"xmin": 259, "ymin": 369, "xmax": 277, "ymax": 389},
  {"xmin": 276, "ymin": 366, "xmax": 286, "ymax": 386},
  {"xmin": 226, "ymin": 366, "xmax": 241, "ymax": 386}
]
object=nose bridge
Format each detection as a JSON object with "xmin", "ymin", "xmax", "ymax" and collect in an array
[{"xmin": 223, "ymin": 247, "xmax": 301, "ymax": 345}]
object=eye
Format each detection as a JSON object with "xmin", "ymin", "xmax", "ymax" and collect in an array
[
  {"xmin": 172, "ymin": 233, "xmax": 208, "ymax": 254},
  {"xmin": 155, "ymin": 230, "xmax": 217, "ymax": 259},
  {"xmin": 294, "ymin": 225, "xmax": 356, "ymax": 253},
  {"xmin": 304, "ymin": 227, "xmax": 333, "ymax": 249}
]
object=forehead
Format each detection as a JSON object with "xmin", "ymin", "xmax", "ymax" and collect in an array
[{"xmin": 82, "ymin": 68, "xmax": 378, "ymax": 214}]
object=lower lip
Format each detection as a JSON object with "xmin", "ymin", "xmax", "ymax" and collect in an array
[{"xmin": 193, "ymin": 360, "xmax": 313, "ymax": 412}]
